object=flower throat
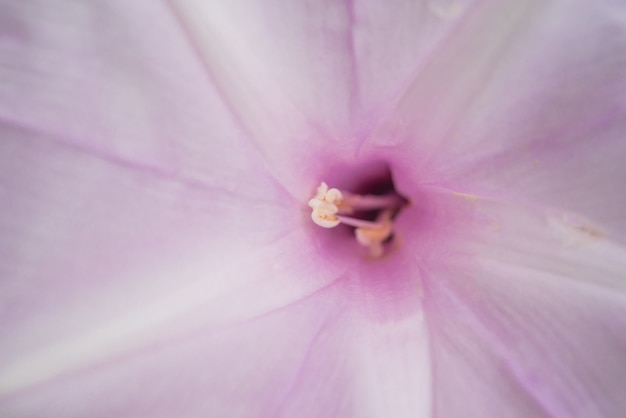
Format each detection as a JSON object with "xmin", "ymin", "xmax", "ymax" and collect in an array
[{"xmin": 308, "ymin": 167, "xmax": 409, "ymax": 258}]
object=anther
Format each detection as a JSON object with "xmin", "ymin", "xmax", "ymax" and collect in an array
[{"xmin": 308, "ymin": 182, "xmax": 343, "ymax": 228}]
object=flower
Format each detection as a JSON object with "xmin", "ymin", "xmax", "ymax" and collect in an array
[{"xmin": 1, "ymin": 0, "xmax": 626, "ymax": 417}]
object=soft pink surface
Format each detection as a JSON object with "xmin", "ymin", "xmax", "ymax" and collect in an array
[{"xmin": 1, "ymin": 1, "xmax": 625, "ymax": 417}]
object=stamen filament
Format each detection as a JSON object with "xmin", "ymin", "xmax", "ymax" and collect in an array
[
  {"xmin": 341, "ymin": 193, "xmax": 405, "ymax": 212},
  {"xmin": 335, "ymin": 215, "xmax": 385, "ymax": 229}
]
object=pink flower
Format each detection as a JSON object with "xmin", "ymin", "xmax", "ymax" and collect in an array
[{"xmin": 1, "ymin": 1, "xmax": 625, "ymax": 417}]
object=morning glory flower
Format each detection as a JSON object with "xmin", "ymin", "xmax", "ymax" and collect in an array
[{"xmin": 1, "ymin": 0, "xmax": 626, "ymax": 417}]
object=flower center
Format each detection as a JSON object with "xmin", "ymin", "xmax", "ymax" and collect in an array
[{"xmin": 308, "ymin": 176, "xmax": 408, "ymax": 258}]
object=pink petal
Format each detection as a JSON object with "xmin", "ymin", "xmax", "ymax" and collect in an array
[
  {"xmin": 0, "ymin": 124, "xmax": 323, "ymax": 390},
  {"xmin": 0, "ymin": 119, "xmax": 431, "ymax": 416},
  {"xmin": 1, "ymin": 265, "xmax": 430, "ymax": 417},
  {"xmin": 170, "ymin": 0, "xmax": 477, "ymax": 194},
  {"xmin": 0, "ymin": 1, "xmax": 259, "ymax": 184},
  {"xmin": 424, "ymin": 195, "xmax": 626, "ymax": 417},
  {"xmin": 368, "ymin": 0, "xmax": 626, "ymax": 234},
  {"xmin": 0, "ymin": 1, "xmax": 341, "ymax": 398}
]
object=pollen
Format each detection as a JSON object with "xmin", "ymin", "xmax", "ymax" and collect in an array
[{"xmin": 308, "ymin": 180, "xmax": 407, "ymax": 257}]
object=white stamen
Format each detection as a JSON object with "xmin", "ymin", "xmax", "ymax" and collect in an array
[{"xmin": 308, "ymin": 182, "xmax": 405, "ymax": 257}]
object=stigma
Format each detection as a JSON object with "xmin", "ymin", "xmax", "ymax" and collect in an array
[{"xmin": 308, "ymin": 182, "xmax": 407, "ymax": 257}]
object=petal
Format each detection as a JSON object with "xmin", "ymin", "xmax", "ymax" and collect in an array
[
  {"xmin": 448, "ymin": 1, "xmax": 626, "ymax": 236},
  {"xmin": 0, "ymin": 0, "xmax": 264, "ymax": 185},
  {"xmin": 170, "ymin": 0, "xmax": 478, "ymax": 133},
  {"xmin": 1, "ymin": 271, "xmax": 431, "ymax": 418},
  {"xmin": 424, "ymin": 194, "xmax": 626, "ymax": 417},
  {"xmin": 0, "ymin": 0, "xmax": 314, "ymax": 374},
  {"xmin": 0, "ymin": 124, "xmax": 335, "ymax": 394},
  {"xmin": 368, "ymin": 0, "xmax": 626, "ymax": 233},
  {"xmin": 0, "ymin": 1, "xmax": 344, "ymax": 394},
  {"xmin": 368, "ymin": 0, "xmax": 543, "ymax": 159},
  {"xmin": 169, "ymin": 0, "xmax": 478, "ymax": 194}
]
